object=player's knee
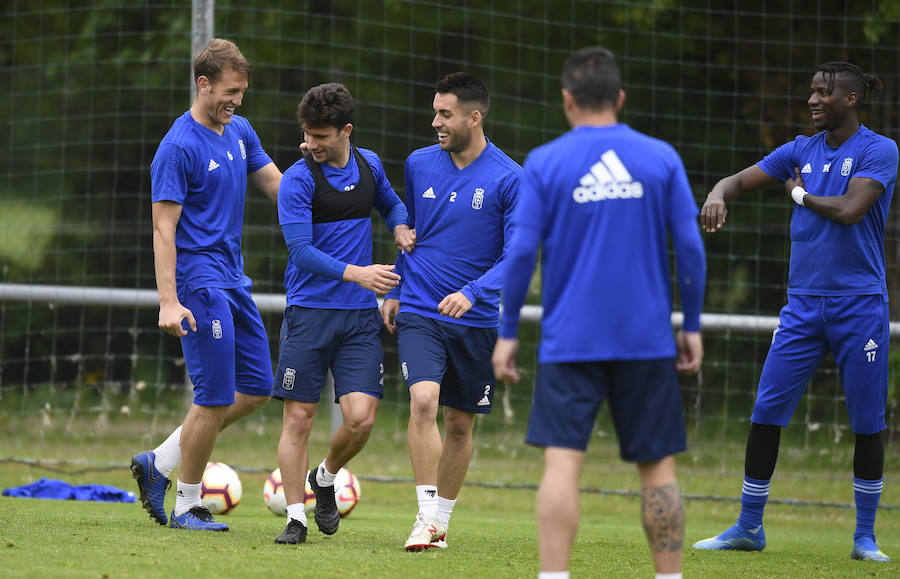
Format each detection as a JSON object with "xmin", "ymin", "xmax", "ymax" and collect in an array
[{"xmin": 409, "ymin": 390, "xmax": 439, "ymax": 420}]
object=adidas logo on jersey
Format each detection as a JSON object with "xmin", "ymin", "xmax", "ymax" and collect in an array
[
  {"xmin": 208, "ymin": 159, "xmax": 220, "ymax": 171},
  {"xmin": 865, "ymin": 339, "xmax": 878, "ymax": 351},
  {"xmin": 801, "ymin": 163, "xmax": 812, "ymax": 174},
  {"xmin": 572, "ymin": 150, "xmax": 643, "ymax": 203},
  {"xmin": 422, "ymin": 187, "xmax": 436, "ymax": 199}
]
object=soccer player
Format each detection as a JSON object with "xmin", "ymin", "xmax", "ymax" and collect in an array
[
  {"xmin": 272, "ymin": 83, "xmax": 415, "ymax": 545},
  {"xmin": 380, "ymin": 72, "xmax": 521, "ymax": 551},
  {"xmin": 492, "ymin": 46, "xmax": 706, "ymax": 579},
  {"xmin": 692, "ymin": 62, "xmax": 897, "ymax": 562},
  {"xmin": 131, "ymin": 38, "xmax": 282, "ymax": 531}
]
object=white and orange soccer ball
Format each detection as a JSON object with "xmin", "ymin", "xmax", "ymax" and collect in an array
[
  {"xmin": 200, "ymin": 462, "xmax": 242, "ymax": 515},
  {"xmin": 263, "ymin": 467, "xmax": 316, "ymax": 516},
  {"xmin": 334, "ymin": 467, "xmax": 361, "ymax": 517}
]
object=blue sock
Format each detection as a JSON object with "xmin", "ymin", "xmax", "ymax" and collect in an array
[
  {"xmin": 737, "ymin": 476, "xmax": 769, "ymax": 530},
  {"xmin": 853, "ymin": 477, "xmax": 882, "ymax": 543}
]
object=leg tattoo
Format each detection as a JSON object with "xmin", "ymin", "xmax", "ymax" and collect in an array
[{"xmin": 641, "ymin": 482, "xmax": 684, "ymax": 553}]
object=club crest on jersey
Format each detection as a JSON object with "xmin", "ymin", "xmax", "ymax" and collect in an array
[
  {"xmin": 841, "ymin": 157, "xmax": 853, "ymax": 176},
  {"xmin": 472, "ymin": 188, "xmax": 484, "ymax": 210},
  {"xmin": 283, "ymin": 368, "xmax": 296, "ymax": 390},
  {"xmin": 212, "ymin": 319, "xmax": 223, "ymax": 339},
  {"xmin": 239, "ymin": 139, "xmax": 247, "ymax": 159}
]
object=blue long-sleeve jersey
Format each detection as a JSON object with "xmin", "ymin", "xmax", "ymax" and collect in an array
[
  {"xmin": 388, "ymin": 140, "xmax": 521, "ymax": 328},
  {"xmin": 500, "ymin": 124, "xmax": 706, "ymax": 362}
]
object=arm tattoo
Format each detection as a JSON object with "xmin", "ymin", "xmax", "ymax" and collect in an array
[{"xmin": 641, "ymin": 482, "xmax": 684, "ymax": 553}]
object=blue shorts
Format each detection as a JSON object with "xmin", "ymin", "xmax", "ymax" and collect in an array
[
  {"xmin": 527, "ymin": 359, "xmax": 686, "ymax": 461},
  {"xmin": 177, "ymin": 285, "xmax": 273, "ymax": 406},
  {"xmin": 752, "ymin": 294, "xmax": 889, "ymax": 434},
  {"xmin": 272, "ymin": 307, "xmax": 384, "ymax": 403},
  {"xmin": 396, "ymin": 312, "xmax": 497, "ymax": 414}
]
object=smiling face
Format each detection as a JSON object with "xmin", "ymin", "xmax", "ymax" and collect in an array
[
  {"xmin": 302, "ymin": 123, "xmax": 352, "ymax": 167},
  {"xmin": 197, "ymin": 67, "xmax": 248, "ymax": 132},
  {"xmin": 807, "ymin": 71, "xmax": 854, "ymax": 132},
  {"xmin": 431, "ymin": 92, "xmax": 477, "ymax": 154}
]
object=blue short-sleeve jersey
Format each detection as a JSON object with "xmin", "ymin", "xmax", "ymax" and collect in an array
[
  {"xmin": 501, "ymin": 124, "xmax": 706, "ymax": 362},
  {"xmin": 757, "ymin": 125, "xmax": 898, "ymax": 299},
  {"xmin": 150, "ymin": 111, "xmax": 273, "ymax": 289},
  {"xmin": 278, "ymin": 147, "xmax": 405, "ymax": 308},
  {"xmin": 391, "ymin": 140, "xmax": 522, "ymax": 328}
]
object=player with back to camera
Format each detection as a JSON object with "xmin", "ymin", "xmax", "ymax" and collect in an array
[
  {"xmin": 692, "ymin": 62, "xmax": 897, "ymax": 563},
  {"xmin": 492, "ymin": 46, "xmax": 706, "ymax": 579},
  {"xmin": 380, "ymin": 72, "xmax": 522, "ymax": 551},
  {"xmin": 131, "ymin": 38, "xmax": 282, "ymax": 531},
  {"xmin": 271, "ymin": 82, "xmax": 415, "ymax": 545}
]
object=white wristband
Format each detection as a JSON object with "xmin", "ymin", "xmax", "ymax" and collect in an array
[{"xmin": 791, "ymin": 186, "xmax": 808, "ymax": 206}]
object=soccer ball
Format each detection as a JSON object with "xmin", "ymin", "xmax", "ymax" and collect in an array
[
  {"xmin": 334, "ymin": 467, "xmax": 361, "ymax": 517},
  {"xmin": 263, "ymin": 467, "xmax": 286, "ymax": 517},
  {"xmin": 200, "ymin": 462, "xmax": 242, "ymax": 515},
  {"xmin": 263, "ymin": 467, "xmax": 316, "ymax": 516}
]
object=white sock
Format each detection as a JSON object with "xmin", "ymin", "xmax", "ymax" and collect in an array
[
  {"xmin": 286, "ymin": 503, "xmax": 307, "ymax": 526},
  {"xmin": 656, "ymin": 574, "xmax": 682, "ymax": 579},
  {"xmin": 174, "ymin": 480, "xmax": 202, "ymax": 516},
  {"xmin": 153, "ymin": 425, "xmax": 182, "ymax": 478},
  {"xmin": 538, "ymin": 572, "xmax": 569, "ymax": 579},
  {"xmin": 416, "ymin": 485, "xmax": 438, "ymax": 518},
  {"xmin": 437, "ymin": 495, "xmax": 456, "ymax": 526},
  {"xmin": 316, "ymin": 460, "xmax": 336, "ymax": 487}
]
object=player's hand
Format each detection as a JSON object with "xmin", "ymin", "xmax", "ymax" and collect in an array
[
  {"xmin": 784, "ymin": 166, "xmax": 805, "ymax": 196},
  {"xmin": 700, "ymin": 193, "xmax": 728, "ymax": 233},
  {"xmin": 492, "ymin": 338, "xmax": 520, "ymax": 383},
  {"xmin": 675, "ymin": 330, "xmax": 703, "ymax": 375},
  {"xmin": 394, "ymin": 224, "xmax": 416, "ymax": 253},
  {"xmin": 438, "ymin": 292, "xmax": 472, "ymax": 318},
  {"xmin": 344, "ymin": 263, "xmax": 400, "ymax": 294},
  {"xmin": 380, "ymin": 298, "xmax": 400, "ymax": 334},
  {"xmin": 158, "ymin": 300, "xmax": 196, "ymax": 337}
]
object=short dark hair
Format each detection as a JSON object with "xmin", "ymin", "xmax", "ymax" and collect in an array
[
  {"xmin": 193, "ymin": 38, "xmax": 250, "ymax": 84},
  {"xmin": 296, "ymin": 83, "xmax": 355, "ymax": 129},
  {"xmin": 435, "ymin": 72, "xmax": 490, "ymax": 117},
  {"xmin": 812, "ymin": 62, "xmax": 883, "ymax": 106},
  {"xmin": 562, "ymin": 46, "xmax": 621, "ymax": 110}
]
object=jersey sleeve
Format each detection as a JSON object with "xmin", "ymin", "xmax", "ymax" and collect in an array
[
  {"xmin": 364, "ymin": 150, "xmax": 408, "ymax": 232},
  {"xmin": 150, "ymin": 142, "xmax": 191, "ymax": 205},
  {"xmin": 499, "ymin": 160, "xmax": 541, "ymax": 339},
  {"xmin": 241, "ymin": 119, "xmax": 274, "ymax": 173},
  {"xmin": 854, "ymin": 136, "xmax": 900, "ymax": 189},
  {"xmin": 756, "ymin": 140, "xmax": 797, "ymax": 182},
  {"xmin": 283, "ymin": 222, "xmax": 347, "ymax": 280},
  {"xmin": 403, "ymin": 154, "xmax": 417, "ymax": 228},
  {"xmin": 277, "ymin": 164, "xmax": 315, "ymax": 226}
]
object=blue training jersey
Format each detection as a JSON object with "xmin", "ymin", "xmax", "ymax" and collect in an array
[
  {"xmin": 278, "ymin": 147, "xmax": 406, "ymax": 309},
  {"xmin": 500, "ymin": 124, "xmax": 706, "ymax": 362},
  {"xmin": 757, "ymin": 125, "xmax": 898, "ymax": 299},
  {"xmin": 150, "ymin": 111, "xmax": 273, "ymax": 290},
  {"xmin": 388, "ymin": 140, "xmax": 522, "ymax": 328}
]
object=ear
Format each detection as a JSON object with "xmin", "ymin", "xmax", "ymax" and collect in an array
[
  {"xmin": 470, "ymin": 108, "xmax": 482, "ymax": 128},
  {"xmin": 196, "ymin": 75, "xmax": 211, "ymax": 95},
  {"xmin": 615, "ymin": 89, "xmax": 626, "ymax": 113},
  {"xmin": 340, "ymin": 123, "xmax": 353, "ymax": 139},
  {"xmin": 844, "ymin": 90, "xmax": 858, "ymax": 109},
  {"xmin": 562, "ymin": 88, "xmax": 576, "ymax": 112}
]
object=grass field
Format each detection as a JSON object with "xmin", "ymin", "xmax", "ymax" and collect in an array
[
  {"xmin": 2, "ymin": 399, "xmax": 899, "ymax": 577},
  {"xmin": 2, "ymin": 462, "xmax": 899, "ymax": 578}
]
